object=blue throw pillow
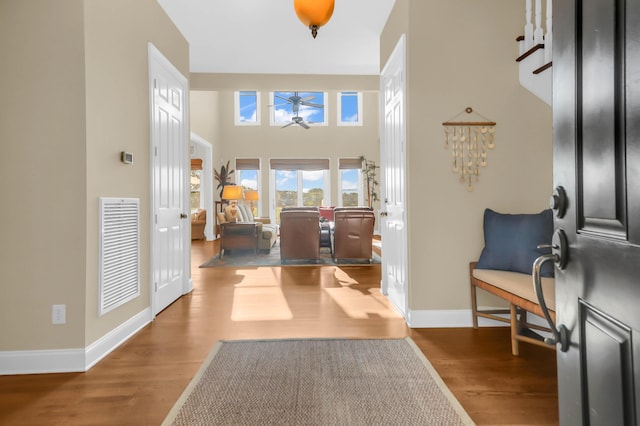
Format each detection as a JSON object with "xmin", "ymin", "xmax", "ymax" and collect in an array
[{"xmin": 476, "ymin": 209, "xmax": 554, "ymax": 277}]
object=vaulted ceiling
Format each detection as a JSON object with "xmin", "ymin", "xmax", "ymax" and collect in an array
[{"xmin": 157, "ymin": 0, "xmax": 396, "ymax": 75}]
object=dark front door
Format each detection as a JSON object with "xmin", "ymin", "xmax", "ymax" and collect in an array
[{"xmin": 553, "ymin": 0, "xmax": 640, "ymax": 424}]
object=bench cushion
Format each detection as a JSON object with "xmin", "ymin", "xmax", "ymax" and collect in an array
[
  {"xmin": 476, "ymin": 208, "xmax": 554, "ymax": 277},
  {"xmin": 472, "ymin": 268, "xmax": 556, "ymax": 311}
]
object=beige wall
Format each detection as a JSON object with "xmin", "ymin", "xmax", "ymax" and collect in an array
[
  {"xmin": 0, "ymin": 0, "xmax": 87, "ymax": 350},
  {"xmin": 381, "ymin": 0, "xmax": 553, "ymax": 312},
  {"xmin": 0, "ymin": 0, "xmax": 188, "ymax": 351},
  {"xmin": 190, "ymin": 91, "xmax": 222, "ymax": 149},
  {"xmin": 83, "ymin": 0, "xmax": 188, "ymax": 345},
  {"xmin": 380, "ymin": 0, "xmax": 409, "ymax": 69},
  {"xmin": 190, "ymin": 74, "xmax": 381, "ymax": 215}
]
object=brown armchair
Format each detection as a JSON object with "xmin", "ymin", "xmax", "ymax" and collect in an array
[
  {"xmin": 219, "ymin": 222, "xmax": 259, "ymax": 257},
  {"xmin": 191, "ymin": 209, "xmax": 206, "ymax": 240},
  {"xmin": 279, "ymin": 210, "xmax": 320, "ymax": 262},
  {"xmin": 332, "ymin": 209, "xmax": 375, "ymax": 262}
]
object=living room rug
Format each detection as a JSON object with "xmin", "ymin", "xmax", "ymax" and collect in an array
[
  {"xmin": 199, "ymin": 241, "xmax": 381, "ymax": 268},
  {"xmin": 162, "ymin": 338, "xmax": 475, "ymax": 426}
]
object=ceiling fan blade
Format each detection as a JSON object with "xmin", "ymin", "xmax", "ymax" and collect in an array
[
  {"xmin": 299, "ymin": 121, "xmax": 310, "ymax": 129},
  {"xmin": 300, "ymin": 101, "xmax": 324, "ymax": 108},
  {"xmin": 281, "ymin": 121, "xmax": 295, "ymax": 128},
  {"xmin": 300, "ymin": 96, "xmax": 315, "ymax": 102},
  {"xmin": 275, "ymin": 95, "xmax": 292, "ymax": 103}
]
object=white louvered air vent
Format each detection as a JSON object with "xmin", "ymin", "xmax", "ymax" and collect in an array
[{"xmin": 99, "ymin": 197, "xmax": 140, "ymax": 316}]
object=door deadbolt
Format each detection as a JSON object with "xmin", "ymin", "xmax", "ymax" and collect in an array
[{"xmin": 549, "ymin": 186, "xmax": 567, "ymax": 218}]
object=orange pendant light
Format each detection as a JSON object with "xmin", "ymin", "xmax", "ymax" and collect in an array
[{"xmin": 293, "ymin": 0, "xmax": 335, "ymax": 39}]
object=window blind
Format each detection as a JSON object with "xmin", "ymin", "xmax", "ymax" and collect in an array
[
  {"xmin": 236, "ymin": 158, "xmax": 260, "ymax": 170},
  {"xmin": 190, "ymin": 159, "xmax": 203, "ymax": 170},
  {"xmin": 339, "ymin": 158, "xmax": 363, "ymax": 170},
  {"xmin": 270, "ymin": 158, "xmax": 330, "ymax": 171}
]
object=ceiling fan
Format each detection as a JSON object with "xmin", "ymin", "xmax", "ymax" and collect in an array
[
  {"xmin": 282, "ymin": 114, "xmax": 310, "ymax": 129},
  {"xmin": 272, "ymin": 91, "xmax": 323, "ymax": 129}
]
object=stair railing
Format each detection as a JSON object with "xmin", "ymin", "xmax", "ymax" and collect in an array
[{"xmin": 518, "ymin": 0, "xmax": 552, "ymax": 105}]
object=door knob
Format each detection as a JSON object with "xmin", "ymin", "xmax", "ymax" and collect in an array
[
  {"xmin": 180, "ymin": 213, "xmax": 188, "ymax": 219},
  {"xmin": 379, "ymin": 211, "xmax": 388, "ymax": 217}
]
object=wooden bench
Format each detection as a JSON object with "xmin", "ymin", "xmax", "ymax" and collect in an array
[{"xmin": 469, "ymin": 261, "xmax": 556, "ymax": 356}]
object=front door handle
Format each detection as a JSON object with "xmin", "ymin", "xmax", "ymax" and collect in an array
[
  {"xmin": 532, "ymin": 229, "xmax": 570, "ymax": 352},
  {"xmin": 180, "ymin": 213, "xmax": 188, "ymax": 219}
]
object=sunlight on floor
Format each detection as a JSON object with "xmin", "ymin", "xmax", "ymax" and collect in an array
[
  {"xmin": 230, "ymin": 266, "xmax": 395, "ymax": 321},
  {"xmin": 231, "ymin": 269, "xmax": 294, "ymax": 321},
  {"xmin": 323, "ymin": 287, "xmax": 401, "ymax": 319},
  {"xmin": 332, "ymin": 267, "xmax": 359, "ymax": 286},
  {"xmin": 324, "ymin": 268, "xmax": 401, "ymax": 319},
  {"xmin": 231, "ymin": 286, "xmax": 294, "ymax": 321}
]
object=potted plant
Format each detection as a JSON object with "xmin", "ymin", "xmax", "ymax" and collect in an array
[
  {"xmin": 214, "ymin": 160, "xmax": 235, "ymax": 198},
  {"xmin": 360, "ymin": 155, "xmax": 379, "ymax": 208}
]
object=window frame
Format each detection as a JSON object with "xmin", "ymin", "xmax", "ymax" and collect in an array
[
  {"xmin": 190, "ymin": 169, "xmax": 203, "ymax": 212},
  {"xmin": 337, "ymin": 91, "xmax": 363, "ymax": 126},
  {"xmin": 338, "ymin": 158, "xmax": 365, "ymax": 207},
  {"xmin": 269, "ymin": 159, "xmax": 331, "ymax": 222},
  {"xmin": 234, "ymin": 91, "xmax": 261, "ymax": 126},
  {"xmin": 338, "ymin": 168, "xmax": 364, "ymax": 207},
  {"xmin": 236, "ymin": 158, "xmax": 261, "ymax": 216}
]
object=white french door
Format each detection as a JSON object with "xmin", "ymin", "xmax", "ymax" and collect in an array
[
  {"xmin": 380, "ymin": 35, "xmax": 408, "ymax": 318},
  {"xmin": 149, "ymin": 43, "xmax": 190, "ymax": 316}
]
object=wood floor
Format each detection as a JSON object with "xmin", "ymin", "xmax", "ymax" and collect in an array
[{"xmin": 0, "ymin": 240, "xmax": 558, "ymax": 425}]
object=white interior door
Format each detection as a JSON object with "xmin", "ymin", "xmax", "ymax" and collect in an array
[
  {"xmin": 149, "ymin": 44, "xmax": 190, "ymax": 316},
  {"xmin": 380, "ymin": 35, "xmax": 408, "ymax": 318}
]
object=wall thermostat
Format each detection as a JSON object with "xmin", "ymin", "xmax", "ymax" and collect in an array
[{"xmin": 121, "ymin": 151, "xmax": 133, "ymax": 164}]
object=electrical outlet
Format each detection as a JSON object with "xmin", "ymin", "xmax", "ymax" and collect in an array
[{"xmin": 52, "ymin": 304, "xmax": 66, "ymax": 325}]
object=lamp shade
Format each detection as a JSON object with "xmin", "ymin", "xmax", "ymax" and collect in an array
[
  {"xmin": 244, "ymin": 190, "xmax": 259, "ymax": 201},
  {"xmin": 294, "ymin": 0, "xmax": 334, "ymax": 38},
  {"xmin": 221, "ymin": 185, "xmax": 243, "ymax": 201}
]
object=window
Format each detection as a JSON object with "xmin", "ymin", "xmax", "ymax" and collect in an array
[
  {"xmin": 190, "ymin": 158, "xmax": 203, "ymax": 211},
  {"xmin": 236, "ymin": 158, "xmax": 261, "ymax": 216},
  {"xmin": 270, "ymin": 91, "xmax": 327, "ymax": 127},
  {"xmin": 337, "ymin": 91, "xmax": 363, "ymax": 126},
  {"xmin": 338, "ymin": 158, "xmax": 364, "ymax": 207},
  {"xmin": 270, "ymin": 158, "xmax": 331, "ymax": 223},
  {"xmin": 234, "ymin": 91, "xmax": 261, "ymax": 125}
]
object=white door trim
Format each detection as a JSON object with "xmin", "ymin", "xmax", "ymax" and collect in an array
[
  {"xmin": 148, "ymin": 43, "xmax": 191, "ymax": 317},
  {"xmin": 190, "ymin": 131, "xmax": 214, "ymax": 240}
]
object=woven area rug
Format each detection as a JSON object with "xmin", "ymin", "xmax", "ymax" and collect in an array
[
  {"xmin": 162, "ymin": 338, "xmax": 475, "ymax": 426},
  {"xmin": 199, "ymin": 241, "xmax": 381, "ymax": 268}
]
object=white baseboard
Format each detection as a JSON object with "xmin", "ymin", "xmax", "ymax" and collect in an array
[
  {"xmin": 85, "ymin": 307, "xmax": 152, "ymax": 370},
  {"xmin": 0, "ymin": 348, "xmax": 86, "ymax": 375},
  {"xmin": 184, "ymin": 278, "xmax": 193, "ymax": 295},
  {"xmin": 406, "ymin": 308, "xmax": 547, "ymax": 329},
  {"xmin": 0, "ymin": 308, "xmax": 152, "ymax": 375}
]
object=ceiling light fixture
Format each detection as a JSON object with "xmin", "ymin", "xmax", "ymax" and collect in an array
[{"xmin": 293, "ymin": 0, "xmax": 335, "ymax": 39}]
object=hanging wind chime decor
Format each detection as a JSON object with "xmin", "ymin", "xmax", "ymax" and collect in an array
[{"xmin": 442, "ymin": 107, "xmax": 496, "ymax": 191}]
